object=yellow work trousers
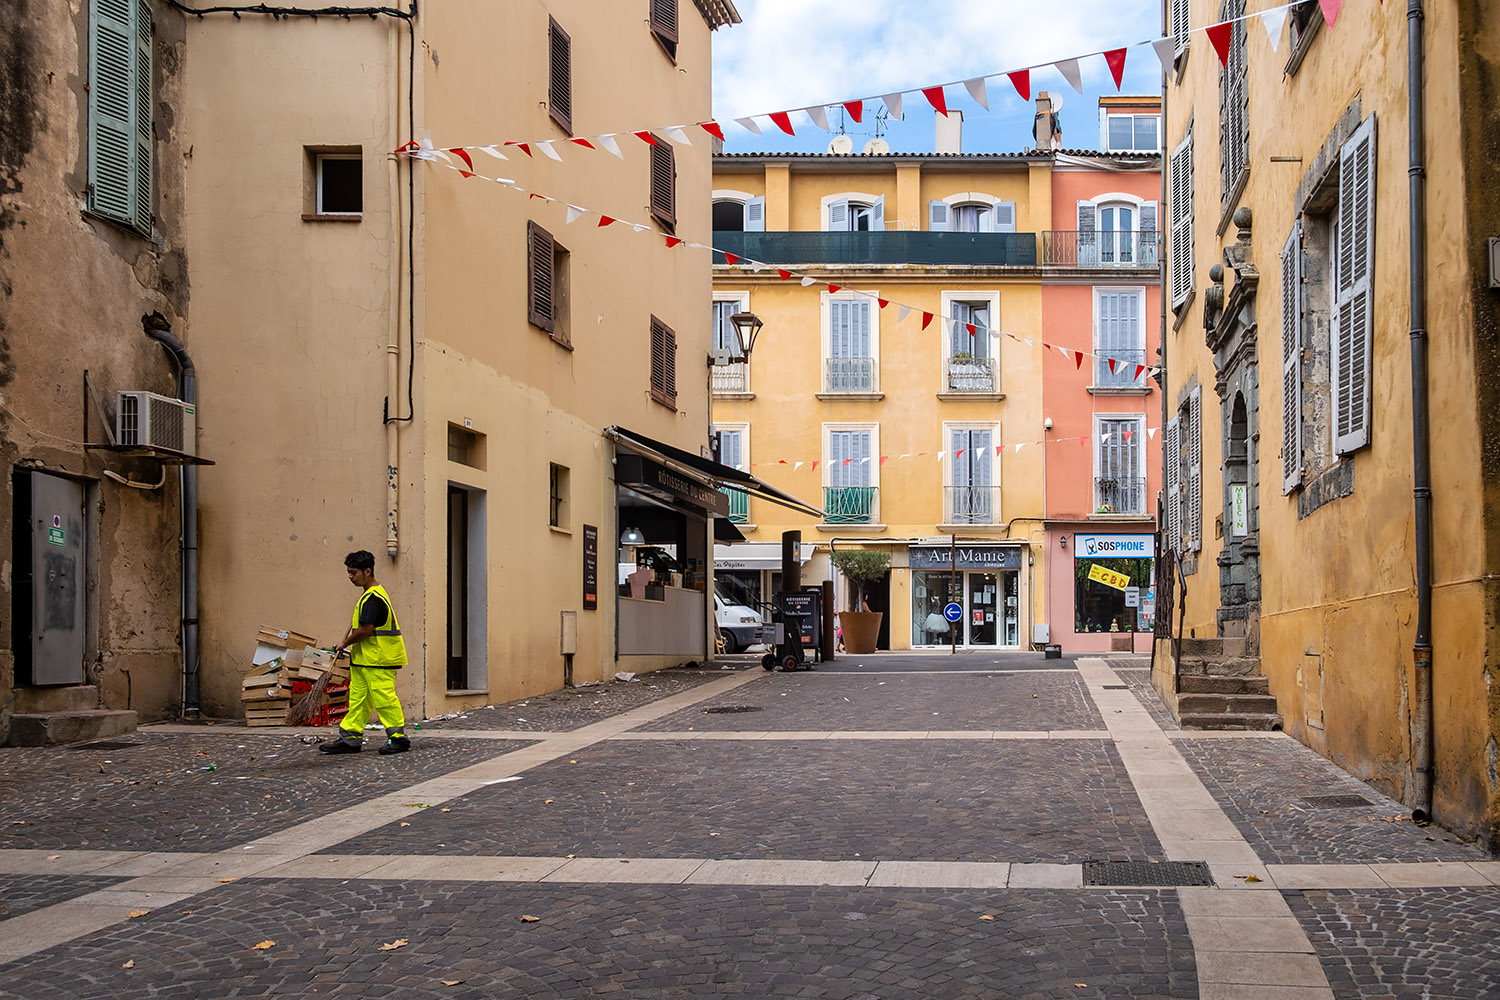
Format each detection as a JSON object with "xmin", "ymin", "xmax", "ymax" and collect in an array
[{"xmin": 338, "ymin": 666, "xmax": 406, "ymax": 741}]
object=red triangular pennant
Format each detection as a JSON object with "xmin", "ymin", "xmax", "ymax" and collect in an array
[
  {"xmin": 955, "ymin": 449, "xmax": 966, "ymax": 459},
  {"xmin": 769, "ymin": 111, "xmax": 795, "ymax": 135},
  {"xmin": 1205, "ymin": 22, "xmax": 1233, "ymax": 67},
  {"xmin": 698, "ymin": 120, "xmax": 725, "ymax": 141},
  {"xmin": 1123, "ymin": 430, "xmax": 1134, "ymax": 443},
  {"xmin": 1134, "ymin": 365, "xmax": 1146, "ymax": 380},
  {"xmin": 922, "ymin": 312, "xmax": 934, "ymax": 330},
  {"xmin": 507, "ymin": 142, "xmax": 532, "ymax": 157},
  {"xmin": 966, "ymin": 323, "xmax": 976, "ymax": 337},
  {"xmin": 1103, "ymin": 48, "xmax": 1127, "ymax": 90},
  {"xmin": 1008, "ymin": 70, "xmax": 1030, "ymax": 102},
  {"xmin": 449, "ymin": 148, "xmax": 474, "ymax": 170},
  {"xmin": 877, "ymin": 298, "xmax": 889, "ymax": 309},
  {"xmin": 665, "ymin": 236, "xmax": 683, "ymax": 248},
  {"xmin": 1108, "ymin": 358, "xmax": 1118, "ymax": 374},
  {"xmin": 633, "ymin": 130, "xmax": 659, "ymax": 146},
  {"xmin": 1073, "ymin": 351, "xmax": 1085, "ymax": 369},
  {"xmin": 843, "ymin": 100, "xmax": 863, "ymax": 123},
  {"xmin": 827, "ymin": 284, "xmax": 842, "ymax": 294},
  {"xmin": 598, "ymin": 215, "xmax": 616, "ymax": 227},
  {"xmin": 778, "ymin": 269, "xmax": 792, "ymax": 281},
  {"xmin": 723, "ymin": 252, "xmax": 740, "ymax": 265},
  {"xmin": 569, "ymin": 137, "xmax": 595, "ymax": 149},
  {"xmin": 1319, "ymin": 0, "xmax": 1342, "ymax": 26},
  {"xmin": 922, "ymin": 86, "xmax": 949, "ymax": 116}
]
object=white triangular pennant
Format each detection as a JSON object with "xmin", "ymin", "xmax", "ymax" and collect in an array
[
  {"xmin": 663, "ymin": 126, "xmax": 692, "ymax": 145},
  {"xmin": 477, "ymin": 144, "xmax": 508, "ymax": 160},
  {"xmin": 803, "ymin": 105, "xmax": 830, "ymax": 130},
  {"xmin": 794, "ymin": 462, "xmax": 804, "ymax": 471},
  {"xmin": 565, "ymin": 205, "xmax": 586, "ymax": 224},
  {"xmin": 1261, "ymin": 8, "xmax": 1287, "ymax": 52},
  {"xmin": 898, "ymin": 305, "xmax": 912, "ymax": 323},
  {"xmin": 596, "ymin": 134, "xmax": 624, "ymax": 159},
  {"xmin": 801, "ymin": 277, "xmax": 816, "ymax": 286},
  {"xmin": 963, "ymin": 77, "xmax": 989, "ymax": 110},
  {"xmin": 1101, "ymin": 433, "xmax": 1111, "ymax": 444},
  {"xmin": 1055, "ymin": 344, "xmax": 1071, "ymax": 361},
  {"xmin": 1148, "ymin": 427, "xmax": 1158, "ymax": 440},
  {"xmin": 1151, "ymin": 37, "xmax": 1176, "ymax": 74},
  {"xmin": 734, "ymin": 116, "xmax": 763, "ymax": 135},
  {"xmin": 1054, "ymin": 58, "xmax": 1084, "ymax": 96},
  {"xmin": 1015, "ymin": 442, "xmax": 1026, "ymax": 452},
  {"xmin": 882, "ymin": 93, "xmax": 903, "ymax": 119},
  {"xmin": 936, "ymin": 451, "xmax": 946, "ymax": 462},
  {"xmin": 631, "ymin": 223, "xmax": 650, "ymax": 232},
  {"xmin": 536, "ymin": 140, "xmax": 564, "ymax": 161},
  {"xmin": 860, "ymin": 456, "xmax": 870, "ymax": 464},
  {"xmin": 1021, "ymin": 337, "xmax": 1034, "ymax": 347}
]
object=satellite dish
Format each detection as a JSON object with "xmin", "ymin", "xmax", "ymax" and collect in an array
[
  {"xmin": 1050, "ymin": 91, "xmax": 1065, "ymax": 113},
  {"xmin": 827, "ymin": 134, "xmax": 854, "ymax": 155},
  {"xmin": 862, "ymin": 137, "xmax": 890, "ymax": 155}
]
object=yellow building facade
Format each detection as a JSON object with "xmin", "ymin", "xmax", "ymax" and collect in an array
[{"xmin": 1159, "ymin": 1, "xmax": 1500, "ymax": 846}]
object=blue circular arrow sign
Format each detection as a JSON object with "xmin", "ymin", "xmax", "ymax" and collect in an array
[{"xmin": 942, "ymin": 602, "xmax": 963, "ymax": 623}]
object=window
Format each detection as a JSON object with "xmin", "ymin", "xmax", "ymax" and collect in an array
[
  {"xmin": 1219, "ymin": 0, "xmax": 1249, "ymax": 210},
  {"xmin": 650, "ymin": 141, "xmax": 676, "ymax": 233},
  {"xmin": 548, "ymin": 16, "xmax": 571, "ymax": 133},
  {"xmin": 929, "ymin": 196, "xmax": 1015, "ymax": 233},
  {"xmin": 1288, "ymin": 0, "xmax": 1322, "ymax": 67},
  {"xmin": 943, "ymin": 293, "xmax": 1000, "ymax": 393},
  {"xmin": 88, "ymin": 0, "xmax": 153, "ymax": 235},
  {"xmin": 649, "ymin": 0, "xmax": 678, "ymax": 61},
  {"xmin": 712, "ymin": 193, "xmax": 764, "ymax": 232},
  {"xmin": 1170, "ymin": 128, "xmax": 1194, "ymax": 307},
  {"xmin": 825, "ymin": 194, "xmax": 884, "ymax": 232},
  {"xmin": 1280, "ymin": 224, "xmax": 1304, "ymax": 493},
  {"xmin": 650, "ymin": 315, "xmax": 677, "ymax": 409},
  {"xmin": 947, "ymin": 425, "xmax": 997, "ymax": 524},
  {"xmin": 549, "ymin": 463, "xmax": 570, "ymax": 528},
  {"xmin": 1094, "ymin": 288, "xmax": 1147, "ymax": 387},
  {"xmin": 1095, "ymin": 415, "xmax": 1147, "ymax": 515},
  {"xmin": 1164, "ymin": 417, "xmax": 1182, "ymax": 550},
  {"xmin": 527, "ymin": 221, "xmax": 570, "ymax": 345},
  {"xmin": 712, "ymin": 294, "xmax": 750, "ymax": 393},
  {"xmin": 713, "ymin": 425, "xmax": 749, "ymax": 522},
  {"xmin": 448, "ymin": 424, "xmax": 485, "ymax": 468},
  {"xmin": 1079, "ymin": 197, "xmax": 1157, "ymax": 267},
  {"xmin": 824, "ymin": 426, "xmax": 877, "ymax": 524},
  {"xmin": 1104, "ymin": 115, "xmax": 1159, "ymax": 152},
  {"xmin": 824, "ymin": 295, "xmax": 876, "ymax": 392},
  {"xmin": 316, "ymin": 154, "xmax": 362, "ymax": 215}
]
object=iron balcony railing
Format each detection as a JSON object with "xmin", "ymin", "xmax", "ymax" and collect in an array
[
  {"xmin": 1042, "ymin": 230, "xmax": 1160, "ymax": 268},
  {"xmin": 946, "ymin": 485, "xmax": 1000, "ymax": 525},
  {"xmin": 1094, "ymin": 477, "xmax": 1148, "ymax": 515},
  {"xmin": 946, "ymin": 356, "xmax": 998, "ymax": 393},
  {"xmin": 721, "ymin": 488, "xmax": 749, "ymax": 523},
  {"xmin": 824, "ymin": 357, "xmax": 875, "ymax": 393},
  {"xmin": 1095, "ymin": 348, "xmax": 1149, "ymax": 387},
  {"xmin": 712, "ymin": 231, "xmax": 1037, "ymax": 267},
  {"xmin": 823, "ymin": 486, "xmax": 877, "ymax": 524},
  {"xmin": 711, "ymin": 362, "xmax": 749, "ymax": 394}
]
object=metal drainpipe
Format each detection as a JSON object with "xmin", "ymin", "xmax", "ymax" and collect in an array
[
  {"xmin": 143, "ymin": 314, "xmax": 199, "ymax": 716},
  {"xmin": 1406, "ymin": 0, "xmax": 1434, "ymax": 823}
]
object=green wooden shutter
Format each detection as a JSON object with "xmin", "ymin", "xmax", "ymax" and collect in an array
[{"xmin": 90, "ymin": 0, "xmax": 143, "ymax": 230}]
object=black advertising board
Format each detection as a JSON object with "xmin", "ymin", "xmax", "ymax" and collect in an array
[
  {"xmin": 782, "ymin": 588, "xmax": 821, "ymax": 651},
  {"xmin": 582, "ymin": 524, "xmax": 598, "ymax": 610}
]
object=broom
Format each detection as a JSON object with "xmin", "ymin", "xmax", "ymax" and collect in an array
[{"xmin": 285, "ymin": 648, "xmax": 346, "ymax": 727}]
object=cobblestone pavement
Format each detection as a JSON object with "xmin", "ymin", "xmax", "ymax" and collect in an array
[
  {"xmin": 1110, "ymin": 667, "xmax": 1180, "ymax": 731},
  {"xmin": 1176, "ymin": 737, "xmax": 1485, "ymax": 864},
  {"xmin": 332, "ymin": 739, "xmax": 1160, "ymax": 863},
  {"xmin": 634, "ymin": 670, "xmax": 1103, "ymax": 732},
  {"xmin": 1, "ymin": 653, "xmax": 1496, "ymax": 997},
  {"xmin": 1286, "ymin": 887, "xmax": 1500, "ymax": 999},
  {"xmin": 816, "ymin": 650, "xmax": 1087, "ymax": 673}
]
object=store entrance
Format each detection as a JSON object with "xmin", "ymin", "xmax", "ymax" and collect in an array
[{"xmin": 913, "ymin": 569, "xmax": 1020, "ymax": 648}]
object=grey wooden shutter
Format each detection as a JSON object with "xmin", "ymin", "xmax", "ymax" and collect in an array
[
  {"xmin": 829, "ymin": 300, "xmax": 851, "ymax": 358},
  {"xmin": 1170, "ymin": 129, "xmax": 1194, "ymax": 307},
  {"xmin": 650, "ymin": 0, "xmax": 678, "ymax": 56},
  {"xmin": 718, "ymin": 429, "xmax": 743, "ymax": 470},
  {"xmin": 131, "ymin": 0, "xmax": 152, "ymax": 233},
  {"xmin": 951, "ymin": 428, "xmax": 971, "ymax": 492},
  {"xmin": 1164, "ymin": 418, "xmax": 1181, "ymax": 552},
  {"xmin": 829, "ymin": 200, "xmax": 850, "ymax": 232},
  {"xmin": 1219, "ymin": 1, "xmax": 1248, "ymax": 198},
  {"xmin": 1077, "ymin": 201, "xmax": 1098, "ymax": 265},
  {"xmin": 871, "ymin": 195, "xmax": 885, "ymax": 231},
  {"xmin": 548, "ymin": 16, "xmax": 572, "ymax": 134},
  {"xmin": 928, "ymin": 201, "xmax": 950, "ymax": 231},
  {"xmin": 527, "ymin": 221, "xmax": 556, "ymax": 333},
  {"xmin": 950, "ymin": 302, "xmax": 971, "ymax": 358},
  {"xmin": 829, "ymin": 431, "xmax": 847, "ymax": 488},
  {"xmin": 1139, "ymin": 200, "xmax": 1158, "ymax": 266},
  {"xmin": 744, "ymin": 195, "xmax": 765, "ymax": 231},
  {"xmin": 992, "ymin": 201, "xmax": 1016, "ymax": 233},
  {"xmin": 89, "ymin": 0, "xmax": 151, "ymax": 233},
  {"xmin": 650, "ymin": 142, "xmax": 676, "ymax": 232},
  {"xmin": 972, "ymin": 429, "xmax": 992, "ymax": 487},
  {"xmin": 1281, "ymin": 224, "xmax": 1304, "ymax": 492},
  {"xmin": 852, "ymin": 431, "xmax": 871, "ymax": 486},
  {"xmin": 1188, "ymin": 389, "xmax": 1203, "ymax": 551},
  {"xmin": 1334, "ymin": 116, "xmax": 1376, "ymax": 454}
]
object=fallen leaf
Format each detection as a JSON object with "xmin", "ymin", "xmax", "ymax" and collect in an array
[
  {"xmin": 545, "ymin": 799, "xmax": 554, "ymax": 804},
  {"xmin": 127, "ymin": 909, "xmax": 149, "ymax": 919},
  {"xmin": 182, "ymin": 910, "xmax": 194, "ymax": 915},
  {"xmin": 980, "ymin": 914, "xmax": 995, "ymax": 921},
  {"xmin": 217, "ymin": 878, "xmax": 238, "ymax": 884},
  {"xmin": 1242, "ymin": 875, "xmax": 1263, "ymax": 883},
  {"xmin": 1074, "ymin": 984, "xmax": 1088, "ymax": 989},
  {"xmin": 122, "ymin": 959, "xmax": 135, "ymax": 969},
  {"xmin": 400, "ymin": 822, "xmax": 411, "ymax": 827},
  {"xmin": 403, "ymin": 803, "xmax": 431, "ymax": 809},
  {"xmin": 441, "ymin": 981, "xmax": 465, "ymax": 987},
  {"xmin": 520, "ymin": 914, "xmax": 541, "ymax": 923},
  {"xmin": 10, "ymin": 820, "xmax": 26, "ymax": 825},
  {"xmin": 252, "ymin": 940, "xmax": 276, "ymax": 950},
  {"xmin": 709, "ymin": 832, "xmax": 719, "ymax": 837},
  {"xmin": 569, "ymin": 760, "xmax": 577, "ymax": 764},
  {"xmin": 441, "ymin": 808, "xmax": 452, "ymax": 813},
  {"xmin": 379, "ymin": 938, "xmax": 409, "ymax": 951},
  {"xmin": 46, "ymin": 855, "xmax": 60, "ymax": 861}
]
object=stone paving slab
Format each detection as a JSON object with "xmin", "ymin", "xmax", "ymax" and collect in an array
[
  {"xmin": 1110, "ymin": 667, "xmax": 1181, "ymax": 731},
  {"xmin": 415, "ymin": 669, "xmax": 731, "ymax": 732},
  {"xmin": 0, "ymin": 875, "xmax": 130, "ymax": 921},
  {"xmin": 323, "ymin": 740, "xmax": 1162, "ymax": 864},
  {"xmin": 0, "ymin": 879, "xmax": 1198, "ymax": 998},
  {"xmin": 1175, "ymin": 738, "xmax": 1487, "ymax": 864},
  {"xmin": 0, "ymin": 732, "xmax": 533, "ymax": 853},
  {"xmin": 633, "ymin": 671, "xmax": 1104, "ymax": 733},
  {"xmin": 1286, "ymin": 886, "xmax": 1500, "ymax": 999},
  {"xmin": 818, "ymin": 650, "xmax": 1090, "ymax": 672}
]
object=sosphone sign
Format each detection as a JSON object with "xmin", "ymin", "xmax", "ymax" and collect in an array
[{"xmin": 1073, "ymin": 533, "xmax": 1155, "ymax": 559}]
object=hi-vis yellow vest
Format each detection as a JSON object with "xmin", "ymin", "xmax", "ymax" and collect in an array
[{"xmin": 351, "ymin": 584, "xmax": 406, "ymax": 668}]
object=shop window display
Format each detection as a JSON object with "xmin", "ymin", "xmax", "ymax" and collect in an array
[{"xmin": 1073, "ymin": 557, "xmax": 1154, "ymax": 633}]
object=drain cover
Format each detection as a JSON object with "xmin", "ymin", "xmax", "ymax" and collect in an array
[
  {"xmin": 703, "ymin": 705, "xmax": 762, "ymax": 714},
  {"xmin": 70, "ymin": 740, "xmax": 141, "ymax": 751},
  {"xmin": 1083, "ymin": 861, "xmax": 1214, "ymax": 887},
  {"xmin": 1102, "ymin": 684, "xmax": 1129, "ymax": 690},
  {"xmin": 1301, "ymin": 794, "xmax": 1374, "ymax": 809}
]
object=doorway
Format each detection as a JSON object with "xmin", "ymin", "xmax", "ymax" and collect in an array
[{"xmin": 446, "ymin": 484, "xmax": 488, "ymax": 692}]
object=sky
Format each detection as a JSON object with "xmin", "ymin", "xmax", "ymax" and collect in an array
[{"xmin": 710, "ymin": 0, "xmax": 1165, "ymax": 156}]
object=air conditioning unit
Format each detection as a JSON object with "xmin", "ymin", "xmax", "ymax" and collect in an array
[{"xmin": 116, "ymin": 391, "xmax": 196, "ymax": 455}]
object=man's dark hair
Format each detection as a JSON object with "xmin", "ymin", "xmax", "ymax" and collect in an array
[{"xmin": 344, "ymin": 550, "xmax": 376, "ymax": 572}]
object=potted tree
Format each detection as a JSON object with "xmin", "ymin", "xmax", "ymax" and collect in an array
[{"xmin": 831, "ymin": 549, "xmax": 890, "ymax": 654}]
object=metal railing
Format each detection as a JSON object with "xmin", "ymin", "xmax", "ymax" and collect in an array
[
  {"xmin": 824, "ymin": 357, "xmax": 875, "ymax": 393},
  {"xmin": 713, "ymin": 231, "xmax": 1038, "ymax": 266},
  {"xmin": 946, "ymin": 485, "xmax": 999, "ymax": 525},
  {"xmin": 722, "ymin": 488, "xmax": 749, "ymax": 523},
  {"xmin": 1042, "ymin": 230, "xmax": 1160, "ymax": 268},
  {"xmin": 1094, "ymin": 477, "xmax": 1148, "ymax": 515},
  {"xmin": 711, "ymin": 362, "xmax": 748, "ymax": 394},
  {"xmin": 1095, "ymin": 348, "xmax": 1149, "ymax": 387},
  {"xmin": 945, "ymin": 356, "xmax": 998, "ymax": 393},
  {"xmin": 823, "ymin": 486, "xmax": 877, "ymax": 523}
]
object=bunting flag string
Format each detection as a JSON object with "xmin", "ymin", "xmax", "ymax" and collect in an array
[
  {"xmin": 406, "ymin": 151, "xmax": 1165, "ymax": 381},
  {"xmin": 409, "ymin": 1, "xmax": 1308, "ymax": 158}
]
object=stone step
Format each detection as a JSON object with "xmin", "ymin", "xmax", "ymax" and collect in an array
[
  {"xmin": 1178, "ymin": 656, "xmax": 1262, "ymax": 677},
  {"xmin": 1179, "ymin": 712, "xmax": 1283, "ymax": 732},
  {"xmin": 6, "ymin": 710, "xmax": 138, "ymax": 747},
  {"xmin": 1177, "ymin": 636, "xmax": 1248, "ymax": 659},
  {"xmin": 1177, "ymin": 693, "xmax": 1281, "ymax": 715},
  {"xmin": 1178, "ymin": 674, "xmax": 1270, "ymax": 695},
  {"xmin": 11, "ymin": 684, "xmax": 101, "ymax": 715}
]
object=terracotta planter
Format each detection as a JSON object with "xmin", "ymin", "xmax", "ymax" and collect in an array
[{"xmin": 840, "ymin": 611, "xmax": 883, "ymax": 654}]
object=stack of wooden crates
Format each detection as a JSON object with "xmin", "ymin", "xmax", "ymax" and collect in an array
[{"xmin": 242, "ymin": 625, "xmax": 351, "ymax": 727}]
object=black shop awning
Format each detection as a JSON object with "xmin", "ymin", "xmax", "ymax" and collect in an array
[{"xmin": 606, "ymin": 426, "xmax": 824, "ymax": 520}]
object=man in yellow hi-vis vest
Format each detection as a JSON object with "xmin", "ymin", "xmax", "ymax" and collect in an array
[{"xmin": 319, "ymin": 550, "xmax": 411, "ymax": 755}]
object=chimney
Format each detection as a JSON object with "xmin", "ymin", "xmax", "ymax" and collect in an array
[
  {"xmin": 935, "ymin": 109, "xmax": 963, "ymax": 154},
  {"xmin": 1033, "ymin": 92, "xmax": 1062, "ymax": 151}
]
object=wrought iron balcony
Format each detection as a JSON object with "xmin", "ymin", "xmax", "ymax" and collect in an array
[
  {"xmin": 823, "ymin": 486, "xmax": 877, "ymax": 524},
  {"xmin": 1094, "ymin": 477, "xmax": 1148, "ymax": 516},
  {"xmin": 946, "ymin": 485, "xmax": 1000, "ymax": 525},
  {"xmin": 1095, "ymin": 348, "xmax": 1149, "ymax": 387},
  {"xmin": 721, "ymin": 487, "xmax": 749, "ymax": 523},
  {"xmin": 945, "ymin": 356, "xmax": 998, "ymax": 393},
  {"xmin": 1042, "ymin": 230, "xmax": 1160, "ymax": 268},
  {"xmin": 824, "ymin": 357, "xmax": 875, "ymax": 393},
  {"xmin": 712, "ymin": 231, "xmax": 1037, "ymax": 267},
  {"xmin": 711, "ymin": 362, "xmax": 749, "ymax": 394}
]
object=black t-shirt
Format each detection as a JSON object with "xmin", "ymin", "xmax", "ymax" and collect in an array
[{"xmin": 358, "ymin": 593, "xmax": 389, "ymax": 628}]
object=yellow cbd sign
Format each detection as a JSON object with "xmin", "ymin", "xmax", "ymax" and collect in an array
[{"xmin": 1087, "ymin": 564, "xmax": 1131, "ymax": 591}]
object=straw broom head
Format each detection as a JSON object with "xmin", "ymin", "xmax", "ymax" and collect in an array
[{"xmin": 285, "ymin": 670, "xmax": 333, "ymax": 727}]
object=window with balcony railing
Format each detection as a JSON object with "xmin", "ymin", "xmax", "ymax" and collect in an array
[
  {"xmin": 1043, "ymin": 230, "xmax": 1160, "ymax": 268},
  {"xmin": 1095, "ymin": 289, "xmax": 1147, "ymax": 388},
  {"xmin": 826, "ymin": 427, "xmax": 876, "ymax": 523},
  {"xmin": 1095, "ymin": 416, "xmax": 1147, "ymax": 515},
  {"xmin": 946, "ymin": 356, "xmax": 997, "ymax": 393},
  {"xmin": 946, "ymin": 301, "xmax": 997, "ymax": 393},
  {"xmin": 1094, "ymin": 477, "xmax": 1148, "ymax": 516},
  {"xmin": 945, "ymin": 485, "xmax": 999, "ymax": 525},
  {"xmin": 823, "ymin": 486, "xmax": 877, "ymax": 523},
  {"xmin": 948, "ymin": 427, "xmax": 996, "ymax": 524},
  {"xmin": 826, "ymin": 298, "xmax": 875, "ymax": 392},
  {"xmin": 721, "ymin": 487, "xmax": 749, "ymax": 523},
  {"xmin": 711, "ymin": 362, "xmax": 748, "ymax": 394}
]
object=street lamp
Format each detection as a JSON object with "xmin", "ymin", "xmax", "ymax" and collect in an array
[{"xmin": 727, "ymin": 311, "xmax": 764, "ymax": 363}]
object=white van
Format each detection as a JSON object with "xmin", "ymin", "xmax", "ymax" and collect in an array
[{"xmin": 714, "ymin": 593, "xmax": 764, "ymax": 654}]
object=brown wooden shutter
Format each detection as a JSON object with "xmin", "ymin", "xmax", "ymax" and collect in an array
[
  {"xmin": 548, "ymin": 16, "xmax": 571, "ymax": 134},
  {"xmin": 650, "ymin": 316, "xmax": 677, "ymax": 408},
  {"xmin": 650, "ymin": 142, "xmax": 676, "ymax": 233},
  {"xmin": 649, "ymin": 0, "xmax": 678, "ymax": 59},
  {"xmin": 527, "ymin": 220, "xmax": 556, "ymax": 333}
]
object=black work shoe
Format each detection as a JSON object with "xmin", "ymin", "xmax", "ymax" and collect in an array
[
  {"xmin": 378, "ymin": 736, "xmax": 411, "ymax": 755},
  {"xmin": 318, "ymin": 739, "xmax": 362, "ymax": 754}
]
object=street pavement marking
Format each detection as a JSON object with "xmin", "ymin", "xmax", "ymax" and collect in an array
[{"xmin": 1076, "ymin": 656, "xmax": 1335, "ymax": 999}]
